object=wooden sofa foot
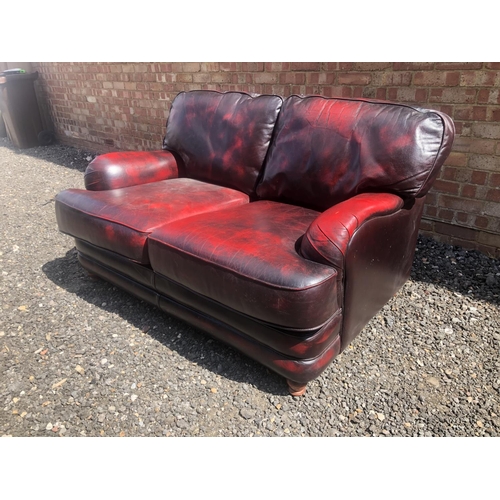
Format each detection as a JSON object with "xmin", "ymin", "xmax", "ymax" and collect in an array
[{"xmin": 287, "ymin": 379, "xmax": 307, "ymax": 396}]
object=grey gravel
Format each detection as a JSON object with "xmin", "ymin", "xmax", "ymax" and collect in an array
[{"xmin": 1, "ymin": 137, "xmax": 499, "ymax": 437}]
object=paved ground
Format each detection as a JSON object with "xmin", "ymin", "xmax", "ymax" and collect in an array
[{"xmin": 1, "ymin": 137, "xmax": 499, "ymax": 437}]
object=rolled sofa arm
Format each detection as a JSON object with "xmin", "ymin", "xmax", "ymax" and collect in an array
[
  {"xmin": 84, "ymin": 150, "xmax": 178, "ymax": 191},
  {"xmin": 300, "ymin": 192, "xmax": 404, "ymax": 270},
  {"xmin": 301, "ymin": 192, "xmax": 426, "ymax": 353}
]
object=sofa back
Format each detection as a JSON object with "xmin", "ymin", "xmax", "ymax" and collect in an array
[
  {"xmin": 163, "ymin": 90, "xmax": 283, "ymax": 196},
  {"xmin": 256, "ymin": 95, "xmax": 455, "ymax": 211}
]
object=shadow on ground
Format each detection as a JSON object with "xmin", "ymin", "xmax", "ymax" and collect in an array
[
  {"xmin": 0, "ymin": 137, "xmax": 96, "ymax": 173},
  {"xmin": 42, "ymin": 247, "xmax": 289, "ymax": 396},
  {"xmin": 412, "ymin": 235, "xmax": 499, "ymax": 306}
]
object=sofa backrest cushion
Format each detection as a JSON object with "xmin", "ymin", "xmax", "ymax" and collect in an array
[
  {"xmin": 256, "ymin": 95, "xmax": 455, "ymax": 211},
  {"xmin": 163, "ymin": 90, "xmax": 283, "ymax": 197}
]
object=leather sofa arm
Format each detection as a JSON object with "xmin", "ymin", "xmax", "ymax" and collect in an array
[
  {"xmin": 84, "ymin": 150, "xmax": 178, "ymax": 191},
  {"xmin": 300, "ymin": 193, "xmax": 404, "ymax": 270}
]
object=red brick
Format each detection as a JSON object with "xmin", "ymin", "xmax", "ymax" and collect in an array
[
  {"xmin": 453, "ymin": 122, "xmax": 464, "ymax": 135},
  {"xmin": 456, "ymin": 212, "xmax": 470, "ymax": 224},
  {"xmin": 454, "ymin": 106, "xmax": 473, "ymax": 120},
  {"xmin": 200, "ymin": 63, "xmax": 219, "ymax": 72},
  {"xmin": 469, "ymin": 138, "xmax": 497, "ymax": 154},
  {"xmin": 322, "ymin": 63, "xmax": 339, "ymax": 70},
  {"xmin": 434, "ymin": 221, "xmax": 477, "ymax": 241},
  {"xmin": 434, "ymin": 62, "xmax": 483, "ymax": 70},
  {"xmin": 307, "ymin": 72, "xmax": 335, "ymax": 85},
  {"xmin": 265, "ymin": 62, "xmax": 290, "ymax": 72},
  {"xmin": 339, "ymin": 63, "xmax": 355, "ymax": 70},
  {"xmin": 444, "ymin": 152, "xmax": 467, "ymax": 167},
  {"xmin": 491, "ymin": 109, "xmax": 500, "ymax": 121},
  {"xmin": 437, "ymin": 208, "xmax": 454, "ymax": 221},
  {"xmin": 279, "ymin": 72, "xmax": 304, "ymax": 85},
  {"xmin": 352, "ymin": 62, "xmax": 392, "ymax": 71},
  {"xmin": 419, "ymin": 219, "xmax": 434, "ymax": 231},
  {"xmin": 338, "ymin": 73, "xmax": 371, "ymax": 85},
  {"xmin": 477, "ymin": 88, "xmax": 500, "ymax": 104},
  {"xmin": 441, "ymin": 195, "xmax": 484, "ymax": 214},
  {"xmin": 490, "ymin": 173, "xmax": 500, "ymax": 187},
  {"xmin": 425, "ymin": 192, "xmax": 437, "ymax": 206},
  {"xmin": 486, "ymin": 188, "xmax": 500, "ymax": 202},
  {"xmin": 433, "ymin": 179, "xmax": 460, "ymax": 195},
  {"xmin": 413, "ymin": 71, "xmax": 459, "ymax": 86},
  {"xmin": 471, "ymin": 170, "xmax": 488, "ymax": 185},
  {"xmin": 393, "ymin": 62, "xmax": 434, "ymax": 70},
  {"xmin": 477, "ymin": 231, "xmax": 500, "ymax": 248},
  {"xmin": 219, "ymin": 62, "xmax": 240, "ymax": 72},
  {"xmin": 424, "ymin": 205, "xmax": 438, "ymax": 217},
  {"xmin": 429, "ymin": 88, "xmax": 476, "ymax": 103},
  {"xmin": 485, "ymin": 62, "xmax": 500, "ymax": 69},
  {"xmin": 461, "ymin": 184, "xmax": 477, "ymax": 198},
  {"xmin": 474, "ymin": 216, "xmax": 490, "ymax": 228},
  {"xmin": 290, "ymin": 63, "xmax": 321, "ymax": 71},
  {"xmin": 241, "ymin": 63, "xmax": 264, "ymax": 72},
  {"xmin": 450, "ymin": 237, "xmax": 478, "ymax": 250},
  {"xmin": 321, "ymin": 86, "xmax": 352, "ymax": 98},
  {"xmin": 441, "ymin": 166, "xmax": 457, "ymax": 180}
]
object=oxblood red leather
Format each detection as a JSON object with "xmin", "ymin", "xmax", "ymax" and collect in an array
[
  {"xmin": 300, "ymin": 192, "xmax": 404, "ymax": 271},
  {"xmin": 84, "ymin": 150, "xmax": 178, "ymax": 190},
  {"xmin": 149, "ymin": 201, "xmax": 338, "ymax": 329},
  {"xmin": 163, "ymin": 90, "xmax": 283, "ymax": 196},
  {"xmin": 54, "ymin": 90, "xmax": 455, "ymax": 390},
  {"xmin": 257, "ymin": 95, "xmax": 455, "ymax": 210},
  {"xmin": 56, "ymin": 178, "xmax": 249, "ymax": 264}
]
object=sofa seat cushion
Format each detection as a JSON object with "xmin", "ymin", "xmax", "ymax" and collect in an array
[
  {"xmin": 148, "ymin": 201, "xmax": 339, "ymax": 329},
  {"xmin": 55, "ymin": 178, "xmax": 249, "ymax": 264}
]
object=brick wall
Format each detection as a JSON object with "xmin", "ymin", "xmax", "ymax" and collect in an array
[{"xmin": 31, "ymin": 62, "xmax": 500, "ymax": 257}]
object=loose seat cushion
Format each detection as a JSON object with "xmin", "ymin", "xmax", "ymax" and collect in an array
[
  {"xmin": 148, "ymin": 201, "xmax": 338, "ymax": 329},
  {"xmin": 55, "ymin": 178, "xmax": 249, "ymax": 264}
]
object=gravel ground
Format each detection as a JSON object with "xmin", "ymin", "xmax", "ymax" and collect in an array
[{"xmin": 1, "ymin": 136, "xmax": 499, "ymax": 437}]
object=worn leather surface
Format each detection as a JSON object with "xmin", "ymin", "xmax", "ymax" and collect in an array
[
  {"xmin": 257, "ymin": 95, "xmax": 455, "ymax": 210},
  {"xmin": 163, "ymin": 90, "xmax": 283, "ymax": 196},
  {"xmin": 341, "ymin": 197, "xmax": 425, "ymax": 351},
  {"xmin": 300, "ymin": 193, "xmax": 404, "ymax": 271},
  {"xmin": 155, "ymin": 273, "xmax": 342, "ymax": 358},
  {"xmin": 149, "ymin": 201, "xmax": 338, "ymax": 329},
  {"xmin": 56, "ymin": 178, "xmax": 249, "ymax": 264},
  {"xmin": 78, "ymin": 253, "xmax": 342, "ymax": 383},
  {"xmin": 76, "ymin": 240, "xmax": 342, "ymax": 359},
  {"xmin": 55, "ymin": 91, "xmax": 456, "ymax": 386},
  {"xmin": 75, "ymin": 239, "xmax": 155, "ymax": 288},
  {"xmin": 84, "ymin": 150, "xmax": 178, "ymax": 191}
]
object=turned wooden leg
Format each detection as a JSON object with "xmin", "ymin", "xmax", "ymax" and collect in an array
[{"xmin": 287, "ymin": 379, "xmax": 307, "ymax": 396}]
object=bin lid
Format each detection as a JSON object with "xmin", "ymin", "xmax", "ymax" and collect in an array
[{"xmin": 0, "ymin": 71, "xmax": 38, "ymax": 85}]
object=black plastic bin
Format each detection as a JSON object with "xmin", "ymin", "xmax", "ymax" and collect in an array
[{"xmin": 0, "ymin": 71, "xmax": 53, "ymax": 149}]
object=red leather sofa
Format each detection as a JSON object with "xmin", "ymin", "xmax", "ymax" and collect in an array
[{"xmin": 55, "ymin": 90, "xmax": 455, "ymax": 395}]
